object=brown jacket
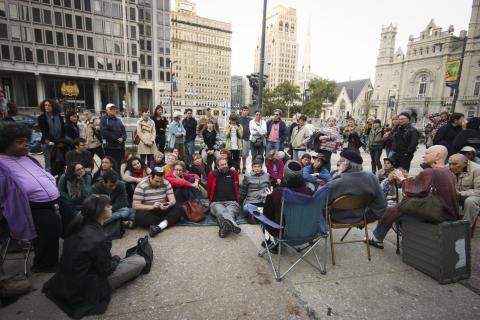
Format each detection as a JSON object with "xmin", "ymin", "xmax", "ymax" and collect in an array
[{"xmin": 455, "ymin": 160, "xmax": 480, "ymax": 198}]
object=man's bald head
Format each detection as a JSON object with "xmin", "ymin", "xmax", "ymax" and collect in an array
[
  {"xmin": 422, "ymin": 145, "xmax": 448, "ymax": 166},
  {"xmin": 448, "ymin": 153, "xmax": 468, "ymax": 174}
]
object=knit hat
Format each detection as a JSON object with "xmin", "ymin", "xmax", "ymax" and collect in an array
[
  {"xmin": 340, "ymin": 149, "xmax": 363, "ymax": 164},
  {"xmin": 398, "ymin": 112, "xmax": 411, "ymax": 119},
  {"xmin": 284, "ymin": 160, "xmax": 303, "ymax": 182}
]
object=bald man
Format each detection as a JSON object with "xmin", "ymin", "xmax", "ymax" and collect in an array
[
  {"xmin": 369, "ymin": 145, "xmax": 459, "ymax": 248},
  {"xmin": 448, "ymin": 153, "xmax": 480, "ymax": 226}
]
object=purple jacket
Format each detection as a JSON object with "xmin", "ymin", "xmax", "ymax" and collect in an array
[{"xmin": 0, "ymin": 160, "xmax": 38, "ymax": 240}]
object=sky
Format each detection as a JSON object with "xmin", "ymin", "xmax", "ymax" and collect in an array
[{"xmin": 189, "ymin": 0, "xmax": 473, "ymax": 83}]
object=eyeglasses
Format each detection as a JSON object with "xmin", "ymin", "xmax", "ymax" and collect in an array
[
  {"xmin": 75, "ymin": 166, "xmax": 85, "ymax": 171},
  {"xmin": 274, "ymin": 113, "xmax": 280, "ymax": 116}
]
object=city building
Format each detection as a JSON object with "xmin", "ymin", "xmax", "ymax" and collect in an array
[
  {"xmin": 168, "ymin": 0, "xmax": 232, "ymax": 117},
  {"xmin": 254, "ymin": 5, "xmax": 298, "ymax": 91},
  {"xmin": 325, "ymin": 78, "xmax": 373, "ymax": 121},
  {"xmin": 372, "ymin": 0, "xmax": 480, "ymax": 121},
  {"xmin": 231, "ymin": 75, "xmax": 252, "ymax": 113},
  {"xmin": 0, "ymin": 0, "xmax": 171, "ymax": 115}
]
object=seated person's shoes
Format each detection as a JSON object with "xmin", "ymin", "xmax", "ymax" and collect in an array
[
  {"xmin": 218, "ymin": 222, "xmax": 231, "ymax": 238},
  {"xmin": 225, "ymin": 220, "xmax": 241, "ymax": 234},
  {"xmin": 149, "ymin": 225, "xmax": 162, "ymax": 238},
  {"xmin": 368, "ymin": 238, "xmax": 384, "ymax": 249}
]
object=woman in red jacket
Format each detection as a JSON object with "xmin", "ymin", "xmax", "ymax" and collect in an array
[
  {"xmin": 165, "ymin": 161, "xmax": 204, "ymax": 204},
  {"xmin": 265, "ymin": 150, "xmax": 284, "ymax": 187}
]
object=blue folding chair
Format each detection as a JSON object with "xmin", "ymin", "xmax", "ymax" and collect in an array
[{"xmin": 248, "ymin": 186, "xmax": 329, "ymax": 281}]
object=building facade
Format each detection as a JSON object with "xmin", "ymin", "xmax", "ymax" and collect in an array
[
  {"xmin": 372, "ymin": 0, "xmax": 480, "ymax": 122},
  {"xmin": 0, "ymin": 0, "xmax": 170, "ymax": 115},
  {"xmin": 168, "ymin": 0, "xmax": 231, "ymax": 117},
  {"xmin": 231, "ymin": 75, "xmax": 252, "ymax": 112},
  {"xmin": 325, "ymin": 78, "xmax": 373, "ymax": 121},
  {"xmin": 254, "ymin": 5, "xmax": 298, "ymax": 91}
]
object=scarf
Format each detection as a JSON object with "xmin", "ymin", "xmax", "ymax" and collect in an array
[
  {"xmin": 67, "ymin": 176, "xmax": 83, "ymax": 199},
  {"xmin": 46, "ymin": 113, "xmax": 62, "ymax": 141}
]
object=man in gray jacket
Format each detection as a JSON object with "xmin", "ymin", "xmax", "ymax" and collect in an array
[
  {"xmin": 240, "ymin": 159, "xmax": 271, "ymax": 207},
  {"xmin": 327, "ymin": 149, "xmax": 386, "ymax": 224}
]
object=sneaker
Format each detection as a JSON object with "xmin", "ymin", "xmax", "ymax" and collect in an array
[
  {"xmin": 368, "ymin": 238, "xmax": 384, "ymax": 249},
  {"xmin": 225, "ymin": 220, "xmax": 241, "ymax": 234},
  {"xmin": 149, "ymin": 225, "xmax": 162, "ymax": 238},
  {"xmin": 218, "ymin": 222, "xmax": 231, "ymax": 238}
]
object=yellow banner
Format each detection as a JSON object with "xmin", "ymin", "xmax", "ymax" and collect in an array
[{"xmin": 445, "ymin": 59, "xmax": 460, "ymax": 82}]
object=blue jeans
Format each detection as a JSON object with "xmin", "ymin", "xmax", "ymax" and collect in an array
[
  {"xmin": 266, "ymin": 141, "xmax": 284, "ymax": 154},
  {"xmin": 185, "ymin": 140, "xmax": 196, "ymax": 165},
  {"xmin": 105, "ymin": 207, "xmax": 135, "ymax": 224},
  {"xmin": 41, "ymin": 143, "xmax": 52, "ymax": 172}
]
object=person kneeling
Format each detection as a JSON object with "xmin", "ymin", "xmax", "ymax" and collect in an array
[
  {"xmin": 132, "ymin": 167, "xmax": 185, "ymax": 237},
  {"xmin": 207, "ymin": 158, "xmax": 242, "ymax": 238},
  {"xmin": 43, "ymin": 195, "xmax": 146, "ymax": 319}
]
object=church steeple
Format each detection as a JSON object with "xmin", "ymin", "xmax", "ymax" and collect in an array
[
  {"xmin": 376, "ymin": 23, "xmax": 397, "ymax": 65},
  {"xmin": 468, "ymin": 0, "xmax": 480, "ymax": 40},
  {"xmin": 301, "ymin": 17, "xmax": 311, "ymax": 76}
]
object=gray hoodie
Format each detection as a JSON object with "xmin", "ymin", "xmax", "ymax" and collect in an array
[{"xmin": 240, "ymin": 171, "xmax": 271, "ymax": 206}]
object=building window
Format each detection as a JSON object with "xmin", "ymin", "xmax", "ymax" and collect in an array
[
  {"xmin": 66, "ymin": 33, "xmax": 74, "ymax": 47},
  {"xmin": 13, "ymin": 46, "xmax": 21, "ymax": 61},
  {"xmin": 474, "ymin": 77, "xmax": 480, "ymax": 96},
  {"xmin": 0, "ymin": 23, "xmax": 7, "ymax": 38},
  {"xmin": 0, "ymin": 45, "xmax": 8, "ymax": 60},
  {"xmin": 74, "ymin": 0, "xmax": 81, "ymax": 10},
  {"xmin": 97, "ymin": 56, "xmax": 104, "ymax": 69},
  {"xmin": 106, "ymin": 57, "xmax": 112, "ymax": 70},
  {"xmin": 94, "ymin": 0, "xmax": 101, "ymax": 12},
  {"xmin": 75, "ymin": 15, "xmax": 82, "ymax": 29},
  {"xmin": 76, "ymin": 35, "xmax": 84, "ymax": 49},
  {"xmin": 43, "ymin": 10, "xmax": 52, "ymax": 24},
  {"xmin": 130, "ymin": 25, "xmax": 136, "ymax": 38},
  {"xmin": 84, "ymin": 0, "xmax": 91, "ymax": 12},
  {"xmin": 64, "ymin": 0, "xmax": 71, "ymax": 7},
  {"xmin": 104, "ymin": 21, "xmax": 111, "ymax": 34},
  {"xmin": 36, "ymin": 49, "xmax": 44, "ymax": 63},
  {"xmin": 22, "ymin": 27, "xmax": 31, "ymax": 41},
  {"xmin": 86, "ymin": 36, "xmax": 93, "ymax": 50},
  {"xmin": 20, "ymin": 5, "xmax": 29, "ymax": 21},
  {"xmin": 114, "ymin": 42, "xmax": 121, "ymax": 54},
  {"xmin": 113, "ymin": 23, "xmax": 120, "ymax": 36},
  {"xmin": 78, "ymin": 54, "xmax": 85, "ymax": 68},
  {"xmin": 417, "ymin": 75, "xmax": 428, "ymax": 97},
  {"xmin": 54, "ymin": 11, "xmax": 62, "ymax": 26},
  {"xmin": 47, "ymin": 50, "xmax": 55, "ymax": 64},
  {"xmin": 85, "ymin": 17, "xmax": 92, "ymax": 31},
  {"xmin": 95, "ymin": 38, "xmax": 104, "ymax": 52},
  {"xmin": 105, "ymin": 39, "xmax": 112, "ymax": 53},
  {"xmin": 45, "ymin": 30, "xmax": 53, "ymax": 44},
  {"xmin": 9, "ymin": 4, "xmax": 18, "ymax": 19},
  {"xmin": 131, "ymin": 43, "xmax": 137, "ymax": 56},
  {"xmin": 11, "ymin": 25, "xmax": 20, "ymax": 40},
  {"xmin": 33, "ymin": 8, "xmax": 41, "ymax": 23},
  {"xmin": 25, "ymin": 47, "xmax": 33, "ymax": 61},
  {"xmin": 0, "ymin": 3, "xmax": 5, "ymax": 17},
  {"xmin": 65, "ymin": 13, "xmax": 72, "ymax": 28},
  {"xmin": 68, "ymin": 52, "xmax": 75, "ymax": 66},
  {"xmin": 58, "ymin": 51, "xmax": 66, "ymax": 65},
  {"xmin": 130, "ymin": 7, "xmax": 136, "ymax": 20},
  {"xmin": 87, "ymin": 55, "xmax": 94, "ymax": 68},
  {"xmin": 53, "ymin": 0, "xmax": 62, "ymax": 6},
  {"xmin": 132, "ymin": 61, "xmax": 137, "ymax": 73},
  {"xmin": 94, "ymin": 18, "xmax": 102, "ymax": 33},
  {"xmin": 56, "ymin": 32, "xmax": 64, "ymax": 46},
  {"xmin": 115, "ymin": 58, "xmax": 122, "ymax": 71},
  {"xmin": 34, "ymin": 29, "xmax": 43, "ymax": 43}
]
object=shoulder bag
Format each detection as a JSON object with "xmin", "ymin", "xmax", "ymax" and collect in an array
[
  {"xmin": 125, "ymin": 235, "xmax": 154, "ymax": 274},
  {"xmin": 182, "ymin": 199, "xmax": 206, "ymax": 222}
]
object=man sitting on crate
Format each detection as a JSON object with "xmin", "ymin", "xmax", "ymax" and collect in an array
[
  {"xmin": 448, "ymin": 153, "xmax": 480, "ymax": 227},
  {"xmin": 369, "ymin": 145, "xmax": 459, "ymax": 249}
]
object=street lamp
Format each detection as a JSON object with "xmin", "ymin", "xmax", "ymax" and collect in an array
[{"xmin": 169, "ymin": 60, "xmax": 178, "ymax": 121}]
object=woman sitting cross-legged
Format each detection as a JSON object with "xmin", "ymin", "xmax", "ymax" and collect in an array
[
  {"xmin": 92, "ymin": 156, "xmax": 118, "ymax": 184},
  {"xmin": 265, "ymin": 149, "xmax": 285, "ymax": 187},
  {"xmin": 165, "ymin": 160, "xmax": 204, "ymax": 205},
  {"xmin": 187, "ymin": 153, "xmax": 209, "ymax": 189},
  {"xmin": 43, "ymin": 195, "xmax": 147, "ymax": 319},
  {"xmin": 122, "ymin": 156, "xmax": 152, "ymax": 202},
  {"xmin": 57, "ymin": 162, "xmax": 92, "ymax": 228},
  {"xmin": 240, "ymin": 159, "xmax": 271, "ymax": 209}
]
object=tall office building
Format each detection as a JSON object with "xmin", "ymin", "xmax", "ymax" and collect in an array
[
  {"xmin": 254, "ymin": 5, "xmax": 298, "ymax": 90},
  {"xmin": 0, "ymin": 0, "xmax": 171, "ymax": 115},
  {"xmin": 168, "ymin": 0, "xmax": 232, "ymax": 116},
  {"xmin": 231, "ymin": 75, "xmax": 252, "ymax": 111}
]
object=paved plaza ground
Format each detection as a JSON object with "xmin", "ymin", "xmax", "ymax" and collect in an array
[{"xmin": 2, "ymin": 145, "xmax": 480, "ymax": 320}]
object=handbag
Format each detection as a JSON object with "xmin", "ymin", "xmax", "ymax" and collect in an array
[
  {"xmin": 398, "ymin": 170, "xmax": 446, "ymax": 223},
  {"xmin": 182, "ymin": 199, "xmax": 206, "ymax": 222},
  {"xmin": 133, "ymin": 131, "xmax": 141, "ymax": 145},
  {"xmin": 125, "ymin": 236, "xmax": 154, "ymax": 274},
  {"xmin": 252, "ymin": 137, "xmax": 264, "ymax": 148}
]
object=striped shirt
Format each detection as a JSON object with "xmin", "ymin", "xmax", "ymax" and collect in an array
[{"xmin": 133, "ymin": 178, "xmax": 173, "ymax": 205}]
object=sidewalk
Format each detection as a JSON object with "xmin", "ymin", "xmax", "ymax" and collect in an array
[{"xmin": 2, "ymin": 225, "xmax": 479, "ymax": 320}]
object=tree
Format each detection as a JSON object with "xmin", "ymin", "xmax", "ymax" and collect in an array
[
  {"xmin": 263, "ymin": 81, "xmax": 300, "ymax": 117},
  {"xmin": 302, "ymin": 78, "xmax": 337, "ymax": 118}
]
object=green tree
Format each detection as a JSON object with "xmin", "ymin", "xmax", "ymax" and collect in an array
[
  {"xmin": 302, "ymin": 78, "xmax": 337, "ymax": 117},
  {"xmin": 263, "ymin": 81, "xmax": 300, "ymax": 117}
]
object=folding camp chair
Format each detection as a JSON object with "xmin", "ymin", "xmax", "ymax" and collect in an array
[
  {"xmin": 248, "ymin": 186, "xmax": 329, "ymax": 281},
  {"xmin": 326, "ymin": 195, "xmax": 373, "ymax": 266}
]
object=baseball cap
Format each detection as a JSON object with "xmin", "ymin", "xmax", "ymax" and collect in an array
[
  {"xmin": 106, "ymin": 103, "xmax": 117, "ymax": 110},
  {"xmin": 460, "ymin": 146, "xmax": 476, "ymax": 153}
]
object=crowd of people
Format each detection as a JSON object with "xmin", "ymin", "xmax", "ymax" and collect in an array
[{"xmin": 1, "ymin": 100, "xmax": 479, "ymax": 317}]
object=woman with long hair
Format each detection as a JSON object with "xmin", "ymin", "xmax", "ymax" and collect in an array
[
  {"xmin": 123, "ymin": 156, "xmax": 151, "ymax": 202},
  {"xmin": 151, "ymin": 105, "xmax": 168, "ymax": 152},
  {"xmin": 136, "ymin": 108, "xmax": 157, "ymax": 165},
  {"xmin": 64, "ymin": 111, "xmax": 80, "ymax": 143},
  {"xmin": 38, "ymin": 99, "xmax": 65, "ymax": 173},
  {"xmin": 92, "ymin": 155, "xmax": 118, "ymax": 183},
  {"xmin": 43, "ymin": 195, "xmax": 147, "ymax": 319}
]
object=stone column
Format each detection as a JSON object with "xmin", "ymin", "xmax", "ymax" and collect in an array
[
  {"xmin": 94, "ymin": 79, "xmax": 102, "ymax": 114},
  {"xmin": 131, "ymin": 82, "xmax": 138, "ymax": 115},
  {"xmin": 35, "ymin": 74, "xmax": 45, "ymax": 103}
]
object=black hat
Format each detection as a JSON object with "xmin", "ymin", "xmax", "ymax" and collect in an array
[
  {"xmin": 340, "ymin": 149, "xmax": 363, "ymax": 164},
  {"xmin": 383, "ymin": 157, "xmax": 394, "ymax": 164},
  {"xmin": 398, "ymin": 112, "xmax": 411, "ymax": 119}
]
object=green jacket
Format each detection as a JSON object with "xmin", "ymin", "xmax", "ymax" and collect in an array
[
  {"xmin": 368, "ymin": 128, "xmax": 384, "ymax": 150},
  {"xmin": 91, "ymin": 180, "xmax": 129, "ymax": 212},
  {"xmin": 223, "ymin": 124, "xmax": 243, "ymax": 150},
  {"xmin": 58, "ymin": 174, "xmax": 92, "ymax": 203}
]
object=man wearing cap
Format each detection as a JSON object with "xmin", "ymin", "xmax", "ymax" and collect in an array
[
  {"xmin": 133, "ymin": 167, "xmax": 185, "ymax": 237},
  {"xmin": 197, "ymin": 107, "xmax": 219, "ymax": 135},
  {"xmin": 460, "ymin": 146, "xmax": 480, "ymax": 164},
  {"xmin": 391, "ymin": 112, "xmax": 419, "ymax": 172},
  {"xmin": 327, "ymin": 149, "xmax": 386, "ymax": 224},
  {"xmin": 448, "ymin": 153, "xmax": 480, "ymax": 227},
  {"xmin": 433, "ymin": 112, "xmax": 464, "ymax": 155},
  {"xmin": 100, "ymin": 103, "xmax": 126, "ymax": 172},
  {"xmin": 303, "ymin": 152, "xmax": 331, "ymax": 191}
]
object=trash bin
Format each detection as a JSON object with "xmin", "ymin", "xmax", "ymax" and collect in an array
[{"xmin": 402, "ymin": 219, "xmax": 471, "ymax": 284}]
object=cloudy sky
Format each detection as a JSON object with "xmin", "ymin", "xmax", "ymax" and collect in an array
[{"xmin": 191, "ymin": 0, "xmax": 473, "ymax": 82}]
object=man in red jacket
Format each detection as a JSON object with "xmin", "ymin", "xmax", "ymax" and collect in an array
[{"xmin": 207, "ymin": 157, "xmax": 241, "ymax": 238}]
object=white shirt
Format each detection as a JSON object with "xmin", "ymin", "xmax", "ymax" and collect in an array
[{"xmin": 249, "ymin": 119, "xmax": 267, "ymax": 142}]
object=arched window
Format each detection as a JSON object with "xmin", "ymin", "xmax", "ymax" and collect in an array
[
  {"xmin": 416, "ymin": 74, "xmax": 429, "ymax": 97},
  {"xmin": 474, "ymin": 76, "xmax": 480, "ymax": 96},
  {"xmin": 279, "ymin": 21, "xmax": 283, "ymax": 31}
]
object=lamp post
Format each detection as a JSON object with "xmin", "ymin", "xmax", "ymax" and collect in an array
[
  {"xmin": 452, "ymin": 35, "xmax": 468, "ymax": 113},
  {"xmin": 257, "ymin": 0, "xmax": 267, "ymax": 113},
  {"xmin": 169, "ymin": 60, "xmax": 177, "ymax": 121}
]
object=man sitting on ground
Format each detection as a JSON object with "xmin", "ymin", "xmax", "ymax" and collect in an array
[
  {"xmin": 207, "ymin": 158, "xmax": 241, "ymax": 238},
  {"xmin": 91, "ymin": 170, "xmax": 134, "ymax": 228},
  {"xmin": 303, "ymin": 152, "xmax": 331, "ymax": 191},
  {"xmin": 65, "ymin": 138, "xmax": 94, "ymax": 174},
  {"xmin": 448, "ymin": 153, "xmax": 480, "ymax": 227},
  {"xmin": 327, "ymin": 149, "xmax": 386, "ymax": 224},
  {"xmin": 132, "ymin": 167, "xmax": 185, "ymax": 237},
  {"xmin": 370, "ymin": 145, "xmax": 459, "ymax": 248}
]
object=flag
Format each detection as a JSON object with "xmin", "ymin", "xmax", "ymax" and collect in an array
[{"xmin": 445, "ymin": 59, "xmax": 460, "ymax": 88}]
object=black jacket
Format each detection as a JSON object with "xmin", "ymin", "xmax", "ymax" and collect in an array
[
  {"xmin": 202, "ymin": 129, "xmax": 217, "ymax": 150},
  {"xmin": 43, "ymin": 222, "xmax": 120, "ymax": 319},
  {"xmin": 38, "ymin": 113, "xmax": 65, "ymax": 144},
  {"xmin": 452, "ymin": 128, "xmax": 480, "ymax": 153},
  {"xmin": 182, "ymin": 117, "xmax": 198, "ymax": 142},
  {"xmin": 433, "ymin": 124, "xmax": 463, "ymax": 153},
  {"xmin": 392, "ymin": 124, "xmax": 419, "ymax": 154}
]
